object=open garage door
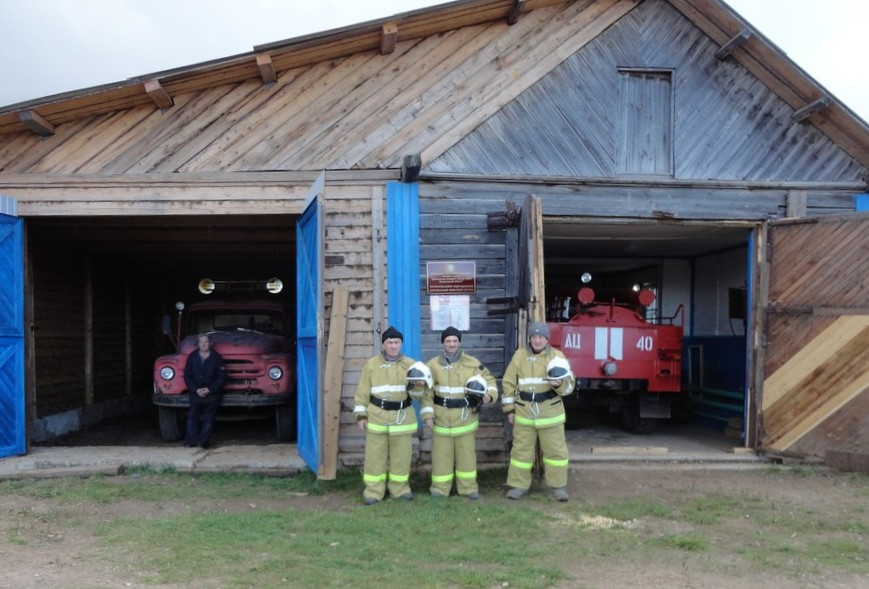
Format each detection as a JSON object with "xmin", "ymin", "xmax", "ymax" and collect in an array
[
  {"xmin": 296, "ymin": 173, "xmax": 325, "ymax": 473},
  {"xmin": 760, "ymin": 213, "xmax": 869, "ymax": 460},
  {"xmin": 0, "ymin": 211, "xmax": 25, "ymax": 458}
]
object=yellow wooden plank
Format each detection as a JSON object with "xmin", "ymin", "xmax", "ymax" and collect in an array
[
  {"xmin": 769, "ymin": 364, "xmax": 869, "ymax": 452},
  {"xmin": 591, "ymin": 446, "xmax": 668, "ymax": 455},
  {"xmin": 762, "ymin": 315, "xmax": 869, "ymax": 411}
]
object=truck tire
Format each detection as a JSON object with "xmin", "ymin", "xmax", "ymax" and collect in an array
[
  {"xmin": 621, "ymin": 403, "xmax": 658, "ymax": 435},
  {"xmin": 158, "ymin": 406, "xmax": 184, "ymax": 441},
  {"xmin": 275, "ymin": 404, "xmax": 296, "ymax": 442}
]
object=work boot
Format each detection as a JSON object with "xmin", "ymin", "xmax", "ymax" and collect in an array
[
  {"xmin": 399, "ymin": 493, "xmax": 414, "ymax": 501},
  {"xmin": 466, "ymin": 492, "xmax": 480, "ymax": 501},
  {"xmin": 363, "ymin": 497, "xmax": 379, "ymax": 506},
  {"xmin": 506, "ymin": 487, "xmax": 528, "ymax": 500},
  {"xmin": 551, "ymin": 487, "xmax": 569, "ymax": 502}
]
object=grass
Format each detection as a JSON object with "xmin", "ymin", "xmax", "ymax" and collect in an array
[{"xmin": 1, "ymin": 466, "xmax": 869, "ymax": 588}]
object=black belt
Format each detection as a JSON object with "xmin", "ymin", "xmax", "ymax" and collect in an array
[
  {"xmin": 518, "ymin": 390, "xmax": 557, "ymax": 402},
  {"xmin": 434, "ymin": 395, "xmax": 480, "ymax": 409},
  {"xmin": 369, "ymin": 395, "xmax": 413, "ymax": 411}
]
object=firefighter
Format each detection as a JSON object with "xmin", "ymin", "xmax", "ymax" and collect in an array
[
  {"xmin": 354, "ymin": 326, "xmax": 423, "ymax": 505},
  {"xmin": 418, "ymin": 326, "xmax": 498, "ymax": 499},
  {"xmin": 502, "ymin": 321, "xmax": 576, "ymax": 501}
]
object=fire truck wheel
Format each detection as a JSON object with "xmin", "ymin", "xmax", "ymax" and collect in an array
[
  {"xmin": 275, "ymin": 404, "xmax": 297, "ymax": 442},
  {"xmin": 620, "ymin": 404, "xmax": 658, "ymax": 435},
  {"xmin": 158, "ymin": 406, "xmax": 185, "ymax": 442}
]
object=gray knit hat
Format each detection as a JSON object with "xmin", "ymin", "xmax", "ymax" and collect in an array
[{"xmin": 528, "ymin": 321, "xmax": 550, "ymax": 340}]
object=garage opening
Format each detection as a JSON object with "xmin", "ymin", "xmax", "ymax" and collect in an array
[
  {"xmin": 26, "ymin": 214, "xmax": 297, "ymax": 447},
  {"xmin": 542, "ymin": 219, "xmax": 753, "ymax": 455}
]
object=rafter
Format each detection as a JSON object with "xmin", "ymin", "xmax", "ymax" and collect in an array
[
  {"xmin": 715, "ymin": 28, "xmax": 752, "ymax": 60},
  {"xmin": 791, "ymin": 96, "xmax": 832, "ymax": 123},
  {"xmin": 256, "ymin": 53, "xmax": 277, "ymax": 84},
  {"xmin": 143, "ymin": 79, "xmax": 174, "ymax": 109},
  {"xmin": 17, "ymin": 109, "xmax": 55, "ymax": 136},
  {"xmin": 380, "ymin": 22, "xmax": 398, "ymax": 55},
  {"xmin": 507, "ymin": 0, "xmax": 527, "ymax": 25}
]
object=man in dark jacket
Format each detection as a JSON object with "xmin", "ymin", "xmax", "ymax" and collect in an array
[{"xmin": 184, "ymin": 333, "xmax": 226, "ymax": 448}]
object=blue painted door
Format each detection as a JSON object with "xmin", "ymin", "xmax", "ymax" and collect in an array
[
  {"xmin": 0, "ymin": 213, "xmax": 25, "ymax": 458},
  {"xmin": 296, "ymin": 173, "xmax": 325, "ymax": 473}
]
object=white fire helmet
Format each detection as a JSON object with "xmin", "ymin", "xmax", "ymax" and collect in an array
[
  {"xmin": 546, "ymin": 357, "xmax": 573, "ymax": 380},
  {"xmin": 406, "ymin": 361, "xmax": 433, "ymax": 389},
  {"xmin": 464, "ymin": 375, "xmax": 488, "ymax": 398}
]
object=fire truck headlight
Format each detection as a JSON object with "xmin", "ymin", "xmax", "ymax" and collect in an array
[
  {"xmin": 268, "ymin": 366, "xmax": 283, "ymax": 380},
  {"xmin": 159, "ymin": 366, "xmax": 175, "ymax": 380},
  {"xmin": 602, "ymin": 361, "xmax": 617, "ymax": 376}
]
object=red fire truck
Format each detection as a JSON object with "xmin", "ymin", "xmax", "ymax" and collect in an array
[
  {"xmin": 152, "ymin": 278, "xmax": 295, "ymax": 442},
  {"xmin": 548, "ymin": 274, "xmax": 684, "ymax": 433}
]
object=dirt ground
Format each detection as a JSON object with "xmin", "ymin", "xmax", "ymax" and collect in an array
[
  {"xmin": 6, "ymin": 415, "xmax": 868, "ymax": 589},
  {"xmin": 3, "ymin": 465, "xmax": 869, "ymax": 589}
]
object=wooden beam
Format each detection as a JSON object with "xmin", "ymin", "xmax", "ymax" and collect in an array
[
  {"xmin": 320, "ymin": 287, "xmax": 349, "ymax": 480},
  {"xmin": 715, "ymin": 28, "xmax": 752, "ymax": 60},
  {"xmin": 791, "ymin": 96, "xmax": 832, "ymax": 123},
  {"xmin": 400, "ymin": 153, "xmax": 421, "ymax": 183},
  {"xmin": 506, "ymin": 0, "xmax": 527, "ymax": 25},
  {"xmin": 255, "ymin": 53, "xmax": 277, "ymax": 85},
  {"xmin": 785, "ymin": 190, "xmax": 807, "ymax": 218},
  {"xmin": 18, "ymin": 110, "xmax": 55, "ymax": 136},
  {"xmin": 380, "ymin": 22, "xmax": 398, "ymax": 55},
  {"xmin": 143, "ymin": 79, "xmax": 174, "ymax": 109}
]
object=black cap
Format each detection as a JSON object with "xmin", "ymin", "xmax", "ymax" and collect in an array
[
  {"xmin": 440, "ymin": 326, "xmax": 462, "ymax": 343},
  {"xmin": 381, "ymin": 326, "xmax": 403, "ymax": 343}
]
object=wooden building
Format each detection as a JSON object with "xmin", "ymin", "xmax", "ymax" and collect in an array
[{"xmin": 0, "ymin": 0, "xmax": 867, "ymax": 473}]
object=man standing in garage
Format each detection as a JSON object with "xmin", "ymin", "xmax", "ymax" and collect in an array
[
  {"xmin": 501, "ymin": 322, "xmax": 575, "ymax": 501},
  {"xmin": 184, "ymin": 333, "xmax": 226, "ymax": 448}
]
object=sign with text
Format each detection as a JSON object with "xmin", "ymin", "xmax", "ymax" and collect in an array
[
  {"xmin": 426, "ymin": 261, "xmax": 476, "ymax": 294},
  {"xmin": 430, "ymin": 295, "xmax": 470, "ymax": 331}
]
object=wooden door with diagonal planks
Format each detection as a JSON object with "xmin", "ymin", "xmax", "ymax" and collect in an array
[{"xmin": 761, "ymin": 213, "xmax": 869, "ymax": 459}]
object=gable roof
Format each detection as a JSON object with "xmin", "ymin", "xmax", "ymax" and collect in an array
[{"xmin": 1, "ymin": 0, "xmax": 867, "ymax": 169}]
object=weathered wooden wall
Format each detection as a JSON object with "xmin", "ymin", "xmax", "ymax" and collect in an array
[
  {"xmin": 29, "ymin": 245, "xmax": 157, "ymax": 418},
  {"xmin": 761, "ymin": 214, "xmax": 869, "ymax": 459},
  {"xmin": 30, "ymin": 247, "xmax": 86, "ymax": 416},
  {"xmin": 428, "ymin": 0, "xmax": 866, "ymax": 184},
  {"xmin": 0, "ymin": 1, "xmax": 639, "ymax": 178},
  {"xmin": 326, "ymin": 185, "xmax": 380, "ymax": 465},
  {"xmin": 417, "ymin": 184, "xmax": 513, "ymax": 463}
]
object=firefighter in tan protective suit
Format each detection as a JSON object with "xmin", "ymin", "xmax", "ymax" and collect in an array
[
  {"xmin": 418, "ymin": 326, "xmax": 499, "ymax": 499},
  {"xmin": 502, "ymin": 321, "xmax": 576, "ymax": 501},
  {"xmin": 354, "ymin": 326, "xmax": 423, "ymax": 505}
]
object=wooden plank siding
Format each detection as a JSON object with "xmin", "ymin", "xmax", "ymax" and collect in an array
[
  {"xmin": 0, "ymin": 0, "xmax": 865, "ymax": 464},
  {"xmin": 417, "ymin": 185, "xmax": 512, "ymax": 464},
  {"xmin": 428, "ymin": 0, "xmax": 866, "ymax": 184},
  {"xmin": 760, "ymin": 215, "xmax": 869, "ymax": 458},
  {"xmin": 412, "ymin": 179, "xmax": 858, "ymax": 221},
  {"xmin": 0, "ymin": 1, "xmax": 637, "ymax": 178},
  {"xmin": 332, "ymin": 183, "xmax": 512, "ymax": 465},
  {"xmin": 30, "ymin": 248, "xmax": 87, "ymax": 417}
]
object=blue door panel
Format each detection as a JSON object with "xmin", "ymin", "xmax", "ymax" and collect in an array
[
  {"xmin": 296, "ymin": 174, "xmax": 324, "ymax": 473},
  {"xmin": 0, "ymin": 214, "xmax": 25, "ymax": 458}
]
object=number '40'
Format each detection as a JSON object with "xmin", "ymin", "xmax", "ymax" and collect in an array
[{"xmin": 636, "ymin": 336, "xmax": 653, "ymax": 352}]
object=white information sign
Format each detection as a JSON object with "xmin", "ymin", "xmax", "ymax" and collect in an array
[{"xmin": 429, "ymin": 295, "xmax": 470, "ymax": 331}]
